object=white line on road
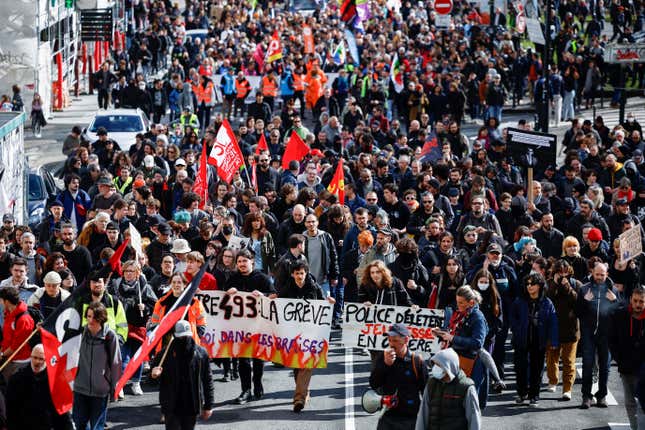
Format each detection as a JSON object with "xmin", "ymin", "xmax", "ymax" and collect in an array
[
  {"xmin": 345, "ymin": 348, "xmax": 356, "ymax": 430},
  {"xmin": 608, "ymin": 423, "xmax": 631, "ymax": 430},
  {"xmin": 575, "ymin": 363, "xmax": 618, "ymax": 405}
]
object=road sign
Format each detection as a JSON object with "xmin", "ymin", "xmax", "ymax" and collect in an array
[
  {"xmin": 434, "ymin": 0, "xmax": 453, "ymax": 15},
  {"xmin": 435, "ymin": 14, "xmax": 451, "ymax": 27},
  {"xmin": 604, "ymin": 44, "xmax": 645, "ymax": 63}
]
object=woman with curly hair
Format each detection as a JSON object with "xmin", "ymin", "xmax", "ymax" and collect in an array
[
  {"xmin": 358, "ymin": 260, "xmax": 413, "ymax": 308},
  {"xmin": 241, "ymin": 212, "xmax": 275, "ymax": 274}
]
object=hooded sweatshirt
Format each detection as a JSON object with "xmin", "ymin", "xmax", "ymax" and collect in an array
[{"xmin": 73, "ymin": 325, "xmax": 122, "ymax": 398}]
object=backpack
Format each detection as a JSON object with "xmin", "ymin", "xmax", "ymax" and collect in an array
[{"xmin": 19, "ymin": 306, "xmax": 44, "ymax": 325}]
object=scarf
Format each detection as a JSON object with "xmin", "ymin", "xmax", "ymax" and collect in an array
[{"xmin": 448, "ymin": 305, "xmax": 475, "ymax": 336}]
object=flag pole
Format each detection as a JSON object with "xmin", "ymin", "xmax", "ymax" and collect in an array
[
  {"xmin": 0, "ymin": 328, "xmax": 40, "ymax": 372},
  {"xmin": 243, "ymin": 164, "xmax": 253, "ymax": 189},
  {"xmin": 158, "ymin": 337, "xmax": 174, "ymax": 367}
]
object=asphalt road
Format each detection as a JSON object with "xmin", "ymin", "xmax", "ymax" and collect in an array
[{"xmin": 101, "ymin": 328, "xmax": 632, "ymax": 430}]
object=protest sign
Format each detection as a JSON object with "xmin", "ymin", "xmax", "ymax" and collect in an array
[
  {"xmin": 341, "ymin": 303, "xmax": 444, "ymax": 356},
  {"xmin": 197, "ymin": 291, "xmax": 333, "ymax": 368},
  {"xmin": 619, "ymin": 225, "xmax": 643, "ymax": 262}
]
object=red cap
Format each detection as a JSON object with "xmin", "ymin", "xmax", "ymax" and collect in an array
[
  {"xmin": 310, "ymin": 149, "xmax": 324, "ymax": 158},
  {"xmin": 587, "ymin": 228, "xmax": 602, "ymax": 242}
]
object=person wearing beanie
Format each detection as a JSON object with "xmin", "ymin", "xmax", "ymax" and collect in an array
[
  {"xmin": 580, "ymin": 227, "xmax": 610, "ymax": 263},
  {"xmin": 28, "ymin": 271, "xmax": 71, "ymax": 320}
]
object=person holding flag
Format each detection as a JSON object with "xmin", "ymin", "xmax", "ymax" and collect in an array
[
  {"xmin": 73, "ymin": 301, "xmax": 122, "ymax": 430},
  {"xmin": 151, "ymin": 320, "xmax": 215, "ymax": 430}
]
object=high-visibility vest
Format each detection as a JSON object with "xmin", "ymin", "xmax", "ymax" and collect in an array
[
  {"xmin": 235, "ymin": 78, "xmax": 250, "ymax": 99},
  {"xmin": 293, "ymin": 73, "xmax": 305, "ymax": 91},
  {"xmin": 193, "ymin": 82, "xmax": 214, "ymax": 105},
  {"xmin": 262, "ymin": 75, "xmax": 278, "ymax": 97}
]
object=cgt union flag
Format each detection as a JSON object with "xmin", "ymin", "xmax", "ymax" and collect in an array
[
  {"xmin": 39, "ymin": 289, "xmax": 86, "ymax": 414},
  {"xmin": 113, "ymin": 265, "xmax": 207, "ymax": 399},
  {"xmin": 208, "ymin": 119, "xmax": 245, "ymax": 184},
  {"xmin": 266, "ymin": 31, "xmax": 283, "ymax": 63}
]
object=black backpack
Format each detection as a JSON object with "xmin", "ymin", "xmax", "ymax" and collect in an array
[{"xmin": 19, "ymin": 306, "xmax": 44, "ymax": 325}]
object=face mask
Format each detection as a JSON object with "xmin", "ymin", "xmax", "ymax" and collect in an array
[
  {"xmin": 627, "ymin": 117, "xmax": 634, "ymax": 122},
  {"xmin": 431, "ymin": 365, "xmax": 445, "ymax": 380},
  {"xmin": 478, "ymin": 282, "xmax": 490, "ymax": 291},
  {"xmin": 222, "ymin": 226, "xmax": 233, "ymax": 235},
  {"xmin": 529, "ymin": 270, "xmax": 539, "ymax": 276}
]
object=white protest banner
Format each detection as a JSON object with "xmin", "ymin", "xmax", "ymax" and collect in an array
[
  {"xmin": 228, "ymin": 235, "xmax": 250, "ymax": 251},
  {"xmin": 128, "ymin": 224, "xmax": 143, "ymax": 259},
  {"xmin": 619, "ymin": 225, "xmax": 643, "ymax": 262},
  {"xmin": 196, "ymin": 291, "xmax": 333, "ymax": 368},
  {"xmin": 342, "ymin": 303, "xmax": 444, "ymax": 356}
]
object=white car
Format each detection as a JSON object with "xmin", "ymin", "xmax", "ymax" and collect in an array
[{"xmin": 84, "ymin": 109, "xmax": 150, "ymax": 148}]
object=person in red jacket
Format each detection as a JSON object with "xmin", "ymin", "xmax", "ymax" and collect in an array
[
  {"xmin": 185, "ymin": 251, "xmax": 218, "ymax": 291},
  {"xmin": 0, "ymin": 286, "xmax": 35, "ymax": 380}
]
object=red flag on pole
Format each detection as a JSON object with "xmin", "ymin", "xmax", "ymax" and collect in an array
[
  {"xmin": 282, "ymin": 131, "xmax": 310, "ymax": 170},
  {"xmin": 255, "ymin": 133, "xmax": 268, "ymax": 155},
  {"xmin": 208, "ymin": 119, "xmax": 245, "ymax": 184},
  {"xmin": 327, "ymin": 159, "xmax": 345, "ymax": 205},
  {"xmin": 114, "ymin": 264, "xmax": 207, "ymax": 399},
  {"xmin": 39, "ymin": 287, "xmax": 88, "ymax": 414},
  {"xmin": 107, "ymin": 238, "xmax": 130, "ymax": 276},
  {"xmin": 266, "ymin": 31, "xmax": 283, "ymax": 63},
  {"xmin": 193, "ymin": 143, "xmax": 209, "ymax": 209}
]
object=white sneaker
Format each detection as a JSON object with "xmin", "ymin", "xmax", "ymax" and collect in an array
[
  {"xmin": 562, "ymin": 391, "xmax": 572, "ymax": 400},
  {"xmin": 547, "ymin": 384, "xmax": 557, "ymax": 393},
  {"xmin": 118, "ymin": 388, "xmax": 125, "ymax": 400},
  {"xmin": 131, "ymin": 382, "xmax": 144, "ymax": 396}
]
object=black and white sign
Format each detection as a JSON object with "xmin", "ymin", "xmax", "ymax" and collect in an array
[{"xmin": 507, "ymin": 127, "xmax": 557, "ymax": 169}]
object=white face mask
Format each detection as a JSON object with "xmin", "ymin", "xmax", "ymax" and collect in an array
[
  {"xmin": 478, "ymin": 282, "xmax": 490, "ymax": 291},
  {"xmin": 431, "ymin": 365, "xmax": 445, "ymax": 380}
]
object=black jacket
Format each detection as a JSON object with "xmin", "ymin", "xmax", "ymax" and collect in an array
[
  {"xmin": 279, "ymin": 275, "xmax": 325, "ymax": 300},
  {"xmin": 157, "ymin": 339, "xmax": 215, "ymax": 416},
  {"xmin": 273, "ymin": 251, "xmax": 308, "ymax": 293},
  {"xmin": 608, "ymin": 304, "xmax": 645, "ymax": 375},
  {"xmin": 533, "ymin": 227, "xmax": 565, "ymax": 260},
  {"xmin": 358, "ymin": 277, "xmax": 413, "ymax": 307},
  {"xmin": 6, "ymin": 365, "xmax": 74, "ymax": 430},
  {"xmin": 225, "ymin": 270, "xmax": 276, "ymax": 295}
]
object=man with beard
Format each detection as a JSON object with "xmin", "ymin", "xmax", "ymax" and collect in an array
[
  {"xmin": 225, "ymin": 249, "xmax": 277, "ymax": 404},
  {"xmin": 359, "ymin": 228, "xmax": 397, "ymax": 274},
  {"xmin": 532, "ymin": 213, "xmax": 564, "ymax": 259},
  {"xmin": 6, "ymin": 344, "xmax": 74, "ymax": 429},
  {"xmin": 74, "ymin": 272, "xmax": 128, "ymax": 345},
  {"xmin": 565, "ymin": 198, "xmax": 610, "ymax": 243},
  {"xmin": 341, "ymin": 207, "xmax": 377, "ymax": 256},
  {"xmin": 407, "ymin": 192, "xmax": 446, "ymax": 241},
  {"xmin": 276, "ymin": 204, "xmax": 307, "ymax": 255},
  {"xmin": 456, "ymin": 196, "xmax": 503, "ymax": 238},
  {"xmin": 57, "ymin": 223, "xmax": 92, "ymax": 285}
]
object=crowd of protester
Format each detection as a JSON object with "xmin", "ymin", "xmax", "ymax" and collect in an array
[{"xmin": 2, "ymin": 0, "xmax": 645, "ymax": 428}]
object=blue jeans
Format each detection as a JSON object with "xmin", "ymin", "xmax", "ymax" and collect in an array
[
  {"xmin": 73, "ymin": 392, "xmax": 108, "ymax": 430},
  {"xmin": 486, "ymin": 105, "xmax": 502, "ymax": 122},
  {"xmin": 121, "ymin": 339, "xmax": 143, "ymax": 383},
  {"xmin": 470, "ymin": 356, "xmax": 489, "ymax": 409},
  {"xmin": 332, "ymin": 279, "xmax": 345, "ymax": 323},
  {"xmin": 581, "ymin": 330, "xmax": 611, "ymax": 399},
  {"xmin": 562, "ymin": 90, "xmax": 576, "ymax": 120}
]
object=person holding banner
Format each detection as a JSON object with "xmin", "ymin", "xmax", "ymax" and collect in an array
[
  {"xmin": 279, "ymin": 260, "xmax": 336, "ymax": 412},
  {"xmin": 225, "ymin": 249, "xmax": 277, "ymax": 404},
  {"xmin": 151, "ymin": 320, "xmax": 215, "ymax": 430}
]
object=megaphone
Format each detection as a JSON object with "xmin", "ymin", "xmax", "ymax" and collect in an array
[{"xmin": 361, "ymin": 389, "xmax": 399, "ymax": 414}]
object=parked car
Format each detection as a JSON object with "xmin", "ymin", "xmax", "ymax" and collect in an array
[{"xmin": 27, "ymin": 166, "xmax": 61, "ymax": 232}]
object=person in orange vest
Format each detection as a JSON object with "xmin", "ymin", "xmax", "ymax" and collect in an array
[
  {"xmin": 291, "ymin": 65, "xmax": 306, "ymax": 118},
  {"xmin": 260, "ymin": 70, "xmax": 279, "ymax": 112},
  {"xmin": 234, "ymin": 70, "xmax": 251, "ymax": 118},
  {"xmin": 193, "ymin": 75, "xmax": 215, "ymax": 132},
  {"xmin": 304, "ymin": 66, "xmax": 327, "ymax": 120}
]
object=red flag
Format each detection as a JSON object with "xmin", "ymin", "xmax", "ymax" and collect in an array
[
  {"xmin": 108, "ymin": 238, "xmax": 130, "ymax": 276},
  {"xmin": 282, "ymin": 131, "xmax": 310, "ymax": 170},
  {"xmin": 208, "ymin": 119, "xmax": 245, "ymax": 184},
  {"xmin": 39, "ymin": 287, "xmax": 88, "ymax": 414},
  {"xmin": 193, "ymin": 143, "xmax": 209, "ymax": 209},
  {"xmin": 255, "ymin": 133, "xmax": 268, "ymax": 155},
  {"xmin": 266, "ymin": 31, "xmax": 283, "ymax": 63},
  {"xmin": 251, "ymin": 160, "xmax": 258, "ymax": 193},
  {"xmin": 114, "ymin": 264, "xmax": 207, "ymax": 399},
  {"xmin": 340, "ymin": 0, "xmax": 357, "ymax": 23},
  {"xmin": 327, "ymin": 159, "xmax": 345, "ymax": 205}
]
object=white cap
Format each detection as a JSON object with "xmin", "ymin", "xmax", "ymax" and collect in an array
[{"xmin": 144, "ymin": 155, "xmax": 155, "ymax": 167}]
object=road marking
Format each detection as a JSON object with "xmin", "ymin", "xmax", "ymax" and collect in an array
[
  {"xmin": 344, "ymin": 348, "xmax": 356, "ymax": 430},
  {"xmin": 608, "ymin": 423, "xmax": 631, "ymax": 430},
  {"xmin": 575, "ymin": 363, "xmax": 618, "ymax": 405}
]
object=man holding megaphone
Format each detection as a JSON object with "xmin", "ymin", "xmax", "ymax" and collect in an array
[{"xmin": 367, "ymin": 323, "xmax": 428, "ymax": 430}]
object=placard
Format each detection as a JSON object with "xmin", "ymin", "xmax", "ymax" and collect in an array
[
  {"xmin": 197, "ymin": 291, "xmax": 333, "ymax": 368},
  {"xmin": 341, "ymin": 303, "xmax": 444, "ymax": 356},
  {"xmin": 619, "ymin": 225, "xmax": 643, "ymax": 262}
]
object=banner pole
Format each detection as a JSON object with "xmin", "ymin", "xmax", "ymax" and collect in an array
[{"xmin": 0, "ymin": 328, "xmax": 39, "ymax": 372}]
